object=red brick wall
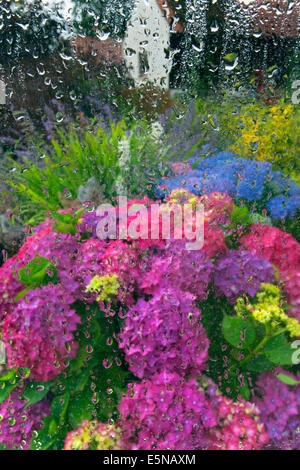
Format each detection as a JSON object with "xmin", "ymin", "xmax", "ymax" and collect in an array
[
  {"xmin": 72, "ymin": 37, "xmax": 123, "ymax": 64},
  {"xmin": 248, "ymin": 0, "xmax": 299, "ymax": 37}
]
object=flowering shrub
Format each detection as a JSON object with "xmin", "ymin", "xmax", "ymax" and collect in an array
[
  {"xmin": 119, "ymin": 373, "xmax": 268, "ymax": 450},
  {"xmin": 206, "ymin": 393, "xmax": 269, "ymax": 450},
  {"xmin": 64, "ymin": 421, "xmax": 122, "ymax": 450},
  {"xmin": 0, "ymin": 386, "xmax": 49, "ymax": 450},
  {"xmin": 118, "ymin": 287, "xmax": 209, "ymax": 379},
  {"xmin": 0, "ymin": 191, "xmax": 299, "ymax": 450},
  {"xmin": 254, "ymin": 370, "xmax": 300, "ymax": 450},
  {"xmin": 158, "ymin": 152, "xmax": 300, "ymax": 223},
  {"xmin": 190, "ymin": 97, "xmax": 299, "ymax": 175},
  {"xmin": 228, "ymin": 101, "xmax": 299, "ymax": 174}
]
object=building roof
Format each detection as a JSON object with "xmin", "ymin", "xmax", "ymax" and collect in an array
[
  {"xmin": 244, "ymin": 0, "xmax": 299, "ymax": 37},
  {"xmin": 156, "ymin": 0, "xmax": 184, "ymax": 32},
  {"xmin": 73, "ymin": 36, "xmax": 123, "ymax": 65},
  {"xmin": 73, "ymin": 0, "xmax": 183, "ymax": 65}
]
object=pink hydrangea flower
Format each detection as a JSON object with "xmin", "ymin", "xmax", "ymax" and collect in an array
[
  {"xmin": 207, "ymin": 394, "xmax": 269, "ymax": 450},
  {"xmin": 240, "ymin": 224, "xmax": 300, "ymax": 273},
  {"xmin": 119, "ymin": 372, "xmax": 217, "ymax": 450},
  {"xmin": 118, "ymin": 286, "xmax": 209, "ymax": 379},
  {"xmin": 0, "ymin": 386, "xmax": 49, "ymax": 449},
  {"xmin": 254, "ymin": 370, "xmax": 300, "ymax": 450},
  {"xmin": 3, "ymin": 284, "xmax": 80, "ymax": 381}
]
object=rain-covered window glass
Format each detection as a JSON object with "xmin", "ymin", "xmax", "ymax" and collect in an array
[{"xmin": 0, "ymin": 0, "xmax": 299, "ymax": 453}]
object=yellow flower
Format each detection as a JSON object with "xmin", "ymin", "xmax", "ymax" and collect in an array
[
  {"xmin": 224, "ymin": 100, "xmax": 297, "ymax": 172},
  {"xmin": 64, "ymin": 421, "xmax": 122, "ymax": 450},
  {"xmin": 86, "ymin": 274, "xmax": 120, "ymax": 302},
  {"xmin": 235, "ymin": 283, "xmax": 300, "ymax": 337},
  {"xmin": 286, "ymin": 318, "xmax": 300, "ymax": 338}
]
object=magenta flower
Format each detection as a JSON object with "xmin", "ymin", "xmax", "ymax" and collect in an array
[
  {"xmin": 3, "ymin": 284, "xmax": 80, "ymax": 381},
  {"xmin": 119, "ymin": 372, "xmax": 217, "ymax": 450},
  {"xmin": 119, "ymin": 286, "xmax": 209, "ymax": 379},
  {"xmin": 254, "ymin": 370, "xmax": 300, "ymax": 450},
  {"xmin": 139, "ymin": 240, "xmax": 214, "ymax": 300},
  {"xmin": 0, "ymin": 386, "xmax": 49, "ymax": 449},
  {"xmin": 213, "ymin": 249, "xmax": 275, "ymax": 303}
]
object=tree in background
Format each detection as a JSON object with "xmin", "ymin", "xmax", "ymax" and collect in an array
[
  {"xmin": 0, "ymin": 0, "xmax": 64, "ymax": 64},
  {"xmin": 170, "ymin": 0, "xmax": 299, "ymax": 93},
  {"xmin": 248, "ymin": 0, "xmax": 300, "ymax": 88},
  {"xmin": 73, "ymin": 0, "xmax": 135, "ymax": 37},
  {"xmin": 170, "ymin": 0, "xmax": 234, "ymax": 91},
  {"xmin": 168, "ymin": 0, "xmax": 186, "ymax": 25}
]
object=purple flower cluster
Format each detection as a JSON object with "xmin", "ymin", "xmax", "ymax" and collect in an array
[
  {"xmin": 213, "ymin": 249, "xmax": 275, "ymax": 303},
  {"xmin": 254, "ymin": 371, "xmax": 300, "ymax": 450},
  {"xmin": 0, "ymin": 218, "xmax": 106, "ymax": 381},
  {"xmin": 119, "ymin": 372, "xmax": 217, "ymax": 450},
  {"xmin": 139, "ymin": 240, "xmax": 214, "ymax": 300},
  {"xmin": 3, "ymin": 284, "xmax": 80, "ymax": 381},
  {"xmin": 119, "ymin": 286, "xmax": 209, "ymax": 379},
  {"xmin": 0, "ymin": 387, "xmax": 49, "ymax": 450},
  {"xmin": 157, "ymin": 152, "xmax": 300, "ymax": 220},
  {"xmin": 71, "ymin": 238, "xmax": 106, "ymax": 301},
  {"xmin": 119, "ymin": 372, "xmax": 269, "ymax": 450}
]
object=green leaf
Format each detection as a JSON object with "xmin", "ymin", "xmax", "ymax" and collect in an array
[
  {"xmin": 17, "ymin": 256, "xmax": 57, "ymax": 288},
  {"xmin": 23, "ymin": 381, "xmax": 50, "ymax": 408},
  {"xmin": 30, "ymin": 417, "xmax": 59, "ymax": 450},
  {"xmin": 244, "ymin": 355, "xmax": 274, "ymax": 372},
  {"xmin": 67, "ymin": 387, "xmax": 94, "ymax": 429},
  {"xmin": 263, "ymin": 334, "xmax": 294, "ymax": 365},
  {"xmin": 0, "ymin": 369, "xmax": 17, "ymax": 382},
  {"xmin": 230, "ymin": 205, "xmax": 252, "ymax": 226},
  {"xmin": 0, "ymin": 381, "xmax": 19, "ymax": 404},
  {"xmin": 50, "ymin": 392, "xmax": 70, "ymax": 424},
  {"xmin": 276, "ymin": 372, "xmax": 300, "ymax": 386},
  {"xmin": 222, "ymin": 315, "xmax": 256, "ymax": 349},
  {"xmin": 239, "ymin": 384, "xmax": 251, "ymax": 400}
]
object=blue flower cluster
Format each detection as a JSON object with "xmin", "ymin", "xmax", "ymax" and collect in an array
[{"xmin": 157, "ymin": 152, "xmax": 300, "ymax": 220}]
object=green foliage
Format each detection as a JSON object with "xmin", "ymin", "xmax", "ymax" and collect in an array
[
  {"xmin": 0, "ymin": 378, "xmax": 19, "ymax": 405},
  {"xmin": 13, "ymin": 256, "xmax": 58, "ymax": 302},
  {"xmin": 52, "ymin": 209, "xmax": 85, "ymax": 236},
  {"xmin": 200, "ymin": 283, "xmax": 297, "ymax": 401},
  {"xmin": 262, "ymin": 334, "xmax": 294, "ymax": 366},
  {"xmin": 0, "ymin": 369, "xmax": 29, "ymax": 404},
  {"xmin": 5, "ymin": 119, "xmax": 166, "ymax": 224},
  {"xmin": 194, "ymin": 94, "xmax": 300, "ymax": 175},
  {"xmin": 30, "ymin": 416, "xmax": 63, "ymax": 450},
  {"xmin": 23, "ymin": 381, "xmax": 51, "ymax": 408},
  {"xmin": 222, "ymin": 315, "xmax": 256, "ymax": 350},
  {"xmin": 230, "ymin": 205, "xmax": 252, "ymax": 227},
  {"xmin": 24, "ymin": 301, "xmax": 129, "ymax": 449},
  {"xmin": 276, "ymin": 372, "xmax": 300, "ymax": 386},
  {"xmin": 73, "ymin": 0, "xmax": 134, "ymax": 37},
  {"xmin": 17, "ymin": 256, "xmax": 57, "ymax": 288}
]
